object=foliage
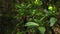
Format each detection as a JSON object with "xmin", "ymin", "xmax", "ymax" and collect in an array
[
  {"xmin": 1, "ymin": 0, "xmax": 60, "ymax": 34},
  {"xmin": 16, "ymin": 1, "xmax": 58, "ymax": 33},
  {"xmin": 15, "ymin": 0, "xmax": 59, "ymax": 33}
]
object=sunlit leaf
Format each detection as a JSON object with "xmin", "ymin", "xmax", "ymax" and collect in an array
[
  {"xmin": 25, "ymin": 22, "xmax": 39, "ymax": 27},
  {"xmin": 34, "ymin": 0, "xmax": 39, "ymax": 4},
  {"xmin": 50, "ymin": 17, "xmax": 57, "ymax": 27},
  {"xmin": 48, "ymin": 5, "xmax": 53, "ymax": 11},
  {"xmin": 48, "ymin": 5, "xmax": 57, "ymax": 13}
]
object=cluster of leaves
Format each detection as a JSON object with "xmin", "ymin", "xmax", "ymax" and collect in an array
[{"xmin": 15, "ymin": 0, "xmax": 59, "ymax": 34}]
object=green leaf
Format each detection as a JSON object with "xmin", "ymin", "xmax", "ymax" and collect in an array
[
  {"xmin": 50, "ymin": 17, "xmax": 57, "ymax": 27},
  {"xmin": 16, "ymin": 5, "xmax": 21, "ymax": 8},
  {"xmin": 32, "ymin": 9, "xmax": 36, "ymax": 15},
  {"xmin": 26, "ymin": 4, "xmax": 32, "ymax": 8},
  {"xmin": 25, "ymin": 22, "xmax": 39, "ymax": 27},
  {"xmin": 38, "ymin": 27, "xmax": 46, "ymax": 34},
  {"xmin": 21, "ymin": 3, "xmax": 25, "ymax": 7},
  {"xmin": 39, "ymin": 14, "xmax": 48, "ymax": 22},
  {"xmin": 16, "ymin": 31, "xmax": 22, "ymax": 34}
]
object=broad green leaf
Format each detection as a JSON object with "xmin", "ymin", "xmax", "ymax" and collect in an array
[
  {"xmin": 38, "ymin": 27, "xmax": 46, "ymax": 34},
  {"xmin": 50, "ymin": 17, "xmax": 57, "ymax": 27},
  {"xmin": 25, "ymin": 22, "xmax": 39, "ymax": 27}
]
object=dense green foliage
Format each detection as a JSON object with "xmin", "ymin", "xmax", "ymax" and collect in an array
[
  {"xmin": 0, "ymin": 0, "xmax": 60, "ymax": 34},
  {"xmin": 15, "ymin": 0, "xmax": 60, "ymax": 34}
]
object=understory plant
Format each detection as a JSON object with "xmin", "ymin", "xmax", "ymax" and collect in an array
[{"xmin": 15, "ymin": 0, "xmax": 59, "ymax": 34}]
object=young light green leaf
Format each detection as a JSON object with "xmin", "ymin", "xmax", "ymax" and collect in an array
[
  {"xmin": 50, "ymin": 17, "xmax": 57, "ymax": 27},
  {"xmin": 48, "ymin": 5, "xmax": 53, "ymax": 11}
]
